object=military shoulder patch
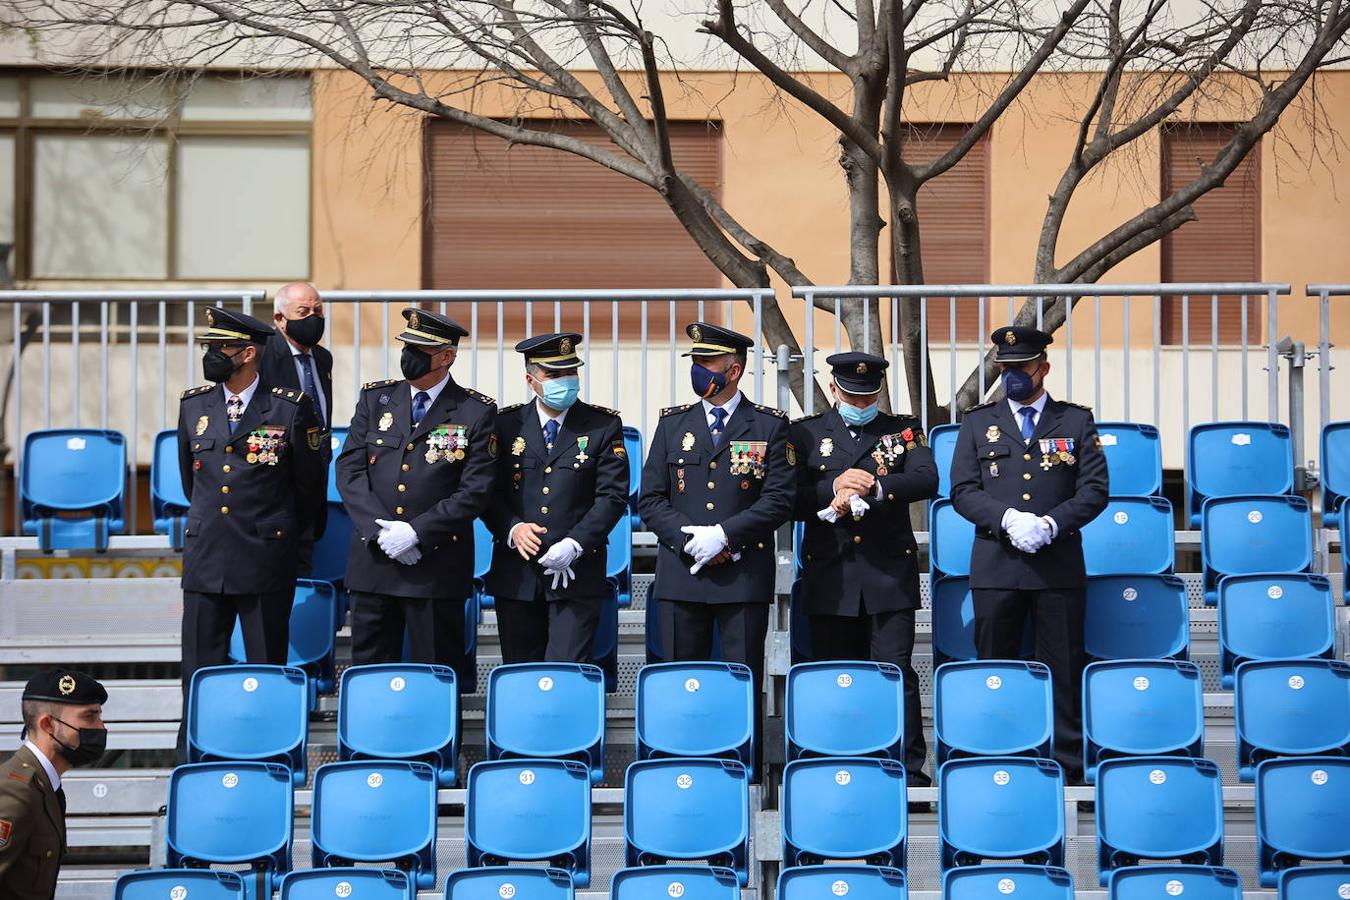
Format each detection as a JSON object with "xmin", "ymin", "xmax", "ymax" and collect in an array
[
  {"xmin": 361, "ymin": 378, "xmax": 400, "ymax": 392},
  {"xmin": 660, "ymin": 403, "xmax": 694, "ymax": 417},
  {"xmin": 612, "ymin": 440, "xmax": 627, "ymax": 458},
  {"xmin": 498, "ymin": 402, "xmax": 526, "ymax": 415},
  {"xmin": 464, "ymin": 387, "xmax": 496, "ymax": 407},
  {"xmin": 0, "ymin": 818, "xmax": 11, "ymax": 848},
  {"xmin": 180, "ymin": 384, "xmax": 212, "ymax": 400},
  {"xmin": 786, "ymin": 441, "xmax": 797, "ymax": 466},
  {"xmin": 306, "ymin": 427, "xmax": 322, "ymax": 451},
  {"xmin": 753, "ymin": 403, "xmax": 788, "ymax": 419},
  {"xmin": 487, "ymin": 433, "xmax": 499, "ymax": 457}
]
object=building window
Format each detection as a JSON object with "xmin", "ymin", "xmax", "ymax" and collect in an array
[{"xmin": 1161, "ymin": 124, "xmax": 1261, "ymax": 345}]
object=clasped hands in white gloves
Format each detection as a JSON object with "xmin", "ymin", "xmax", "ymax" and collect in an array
[
  {"xmin": 1002, "ymin": 509, "xmax": 1053, "ymax": 553},
  {"xmin": 538, "ymin": 537, "xmax": 583, "ymax": 590},
  {"xmin": 374, "ymin": 518, "xmax": 422, "ymax": 565},
  {"xmin": 818, "ymin": 493, "xmax": 869, "ymax": 523},
  {"xmin": 682, "ymin": 524, "xmax": 741, "ymax": 574}
]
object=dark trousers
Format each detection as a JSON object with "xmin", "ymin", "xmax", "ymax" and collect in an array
[
  {"xmin": 350, "ymin": 591, "xmax": 469, "ymax": 684},
  {"xmin": 809, "ymin": 608, "xmax": 930, "ymax": 786},
  {"xmin": 495, "ymin": 592, "xmax": 603, "ymax": 665},
  {"xmin": 973, "ymin": 586, "xmax": 1086, "ymax": 780},
  {"xmin": 177, "ymin": 589, "xmax": 293, "ymax": 761}
]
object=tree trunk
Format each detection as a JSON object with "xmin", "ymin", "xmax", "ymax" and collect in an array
[{"xmin": 886, "ymin": 171, "xmax": 945, "ymax": 423}]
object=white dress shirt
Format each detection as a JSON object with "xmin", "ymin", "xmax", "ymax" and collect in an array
[
  {"xmin": 701, "ymin": 391, "xmax": 742, "ymax": 432},
  {"xmin": 1007, "ymin": 391, "xmax": 1050, "ymax": 434},
  {"xmin": 23, "ymin": 739, "xmax": 60, "ymax": 791}
]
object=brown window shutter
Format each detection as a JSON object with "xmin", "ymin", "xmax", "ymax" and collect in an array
[
  {"xmin": 1160, "ymin": 125, "xmax": 1261, "ymax": 345},
  {"xmin": 892, "ymin": 125, "xmax": 990, "ymax": 342},
  {"xmin": 423, "ymin": 120, "xmax": 723, "ymax": 338}
]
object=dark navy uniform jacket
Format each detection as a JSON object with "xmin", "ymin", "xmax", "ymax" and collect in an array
[
  {"xmin": 483, "ymin": 399, "xmax": 629, "ymax": 601},
  {"xmin": 950, "ymin": 396, "xmax": 1109, "ymax": 590},
  {"xmin": 336, "ymin": 377, "xmax": 497, "ymax": 600},
  {"xmin": 178, "ymin": 382, "xmax": 325, "ymax": 594},
  {"xmin": 638, "ymin": 396, "xmax": 795, "ymax": 605},
  {"xmin": 791, "ymin": 407, "xmax": 938, "ymax": 615}
]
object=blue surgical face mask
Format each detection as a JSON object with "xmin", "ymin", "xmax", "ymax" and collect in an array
[
  {"xmin": 1002, "ymin": 365, "xmax": 1039, "ymax": 402},
  {"xmin": 837, "ymin": 399, "xmax": 879, "ymax": 427},
  {"xmin": 691, "ymin": 362, "xmax": 729, "ymax": 400},
  {"xmin": 537, "ymin": 374, "xmax": 580, "ymax": 411}
]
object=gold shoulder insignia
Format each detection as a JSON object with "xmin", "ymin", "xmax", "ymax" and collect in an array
[
  {"xmin": 271, "ymin": 387, "xmax": 304, "ymax": 403},
  {"xmin": 1062, "ymin": 400, "xmax": 1094, "ymax": 412},
  {"xmin": 464, "ymin": 387, "xmax": 496, "ymax": 406},
  {"xmin": 498, "ymin": 402, "xmax": 526, "ymax": 415},
  {"xmin": 180, "ymin": 384, "xmax": 212, "ymax": 400},
  {"xmin": 791, "ymin": 412, "xmax": 823, "ymax": 424},
  {"xmin": 361, "ymin": 378, "xmax": 400, "ymax": 392},
  {"xmin": 591, "ymin": 405, "xmax": 621, "ymax": 418},
  {"xmin": 753, "ymin": 403, "xmax": 788, "ymax": 419},
  {"xmin": 965, "ymin": 400, "xmax": 996, "ymax": 412},
  {"xmin": 660, "ymin": 404, "xmax": 694, "ymax": 417}
]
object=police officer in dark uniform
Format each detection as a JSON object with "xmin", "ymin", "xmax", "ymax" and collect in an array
[
  {"xmin": 791, "ymin": 352, "xmax": 938, "ymax": 785},
  {"xmin": 0, "ymin": 669, "xmax": 108, "ymax": 900},
  {"xmin": 336, "ymin": 308, "xmax": 497, "ymax": 681},
  {"xmin": 177, "ymin": 307, "xmax": 325, "ymax": 757},
  {"xmin": 638, "ymin": 323, "xmax": 795, "ymax": 719},
  {"xmin": 950, "ymin": 326, "xmax": 1109, "ymax": 780},
  {"xmin": 484, "ymin": 333, "xmax": 630, "ymax": 663}
]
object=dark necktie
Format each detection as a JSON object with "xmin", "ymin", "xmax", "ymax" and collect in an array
[
  {"xmin": 710, "ymin": 407, "xmax": 728, "ymax": 448},
  {"xmin": 298, "ymin": 353, "xmax": 319, "ymax": 416},
  {"xmin": 544, "ymin": 418, "xmax": 559, "ymax": 450},
  {"xmin": 56, "ymin": 785, "xmax": 66, "ymax": 814},
  {"xmin": 1020, "ymin": 406, "xmax": 1037, "ymax": 442},
  {"xmin": 412, "ymin": 391, "xmax": 430, "ymax": 427}
]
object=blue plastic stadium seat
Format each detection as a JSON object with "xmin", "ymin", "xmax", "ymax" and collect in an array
[
  {"xmin": 1085, "ymin": 575, "xmax": 1190, "ymax": 660},
  {"xmin": 165, "ymin": 762, "xmax": 293, "ymax": 895},
  {"xmin": 338, "ymin": 663, "xmax": 459, "ymax": 786},
  {"xmin": 326, "ymin": 427, "xmax": 348, "ymax": 502},
  {"xmin": 608, "ymin": 510, "xmax": 633, "ymax": 608},
  {"xmin": 151, "ymin": 428, "xmax": 190, "ymax": 548},
  {"xmin": 931, "ymin": 424, "xmax": 961, "ymax": 498},
  {"xmin": 1217, "ymin": 573, "xmax": 1334, "ymax": 689},
  {"xmin": 21, "ymin": 428, "xmax": 127, "ymax": 551},
  {"xmin": 474, "ymin": 518, "xmax": 495, "ymax": 608},
  {"xmin": 930, "ymin": 499, "xmax": 975, "ymax": 580},
  {"xmin": 624, "ymin": 425, "xmax": 643, "ymax": 528},
  {"xmin": 466, "ymin": 759, "xmax": 593, "ymax": 887},
  {"xmin": 613, "ymin": 867, "xmax": 739, "ymax": 900},
  {"xmin": 281, "ymin": 869, "xmax": 413, "ymax": 900},
  {"xmin": 782, "ymin": 757, "xmax": 907, "ymax": 868},
  {"xmin": 1082, "ymin": 497, "xmax": 1175, "ymax": 575},
  {"xmin": 1095, "ymin": 757, "xmax": 1224, "ymax": 885},
  {"xmin": 938, "ymin": 757, "xmax": 1065, "ymax": 870},
  {"xmin": 943, "ymin": 866, "xmax": 1074, "ymax": 900},
  {"xmin": 1188, "ymin": 422, "xmax": 1294, "ymax": 526},
  {"xmin": 115, "ymin": 870, "xmax": 246, "ymax": 900},
  {"xmin": 1235, "ymin": 659, "xmax": 1350, "ymax": 782},
  {"xmin": 624, "ymin": 758, "xmax": 749, "ymax": 885},
  {"xmin": 636, "ymin": 662, "xmax": 754, "ymax": 766},
  {"xmin": 1108, "ymin": 867, "xmax": 1241, "ymax": 900},
  {"xmin": 934, "ymin": 661, "xmax": 1053, "ymax": 765},
  {"xmin": 1256, "ymin": 757, "xmax": 1350, "ymax": 886},
  {"xmin": 786, "ymin": 662, "xmax": 904, "ymax": 761},
  {"xmin": 1278, "ymin": 866, "xmax": 1350, "ymax": 900},
  {"xmin": 931, "ymin": 577, "xmax": 976, "ymax": 665},
  {"xmin": 311, "ymin": 761, "xmax": 438, "ymax": 891},
  {"xmin": 1321, "ymin": 421, "xmax": 1350, "ymax": 528},
  {"xmin": 486, "ymin": 663, "xmax": 605, "ymax": 783},
  {"xmin": 187, "ymin": 665, "xmax": 308, "ymax": 785},
  {"xmin": 780, "ymin": 866, "xmax": 908, "ymax": 900},
  {"xmin": 1096, "ymin": 423, "xmax": 1163, "ymax": 497},
  {"xmin": 1083, "ymin": 660, "xmax": 1204, "ymax": 784},
  {"xmin": 447, "ymin": 867, "xmax": 575, "ymax": 900},
  {"xmin": 230, "ymin": 578, "xmax": 339, "ymax": 697},
  {"xmin": 1201, "ymin": 495, "xmax": 1313, "ymax": 604}
]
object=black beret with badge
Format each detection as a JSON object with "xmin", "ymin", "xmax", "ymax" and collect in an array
[
  {"xmin": 827, "ymin": 351, "xmax": 888, "ymax": 395},
  {"xmin": 515, "ymin": 332, "xmax": 584, "ymax": 370},
  {"xmin": 681, "ymin": 322, "xmax": 755, "ymax": 357},
  {"xmin": 992, "ymin": 326, "xmax": 1053, "ymax": 363},
  {"xmin": 397, "ymin": 308, "xmax": 469, "ymax": 347},
  {"xmin": 199, "ymin": 307, "xmax": 275, "ymax": 345},
  {"xmin": 22, "ymin": 667, "xmax": 108, "ymax": 706}
]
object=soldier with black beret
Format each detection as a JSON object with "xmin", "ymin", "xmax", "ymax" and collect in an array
[
  {"xmin": 336, "ymin": 308, "xmax": 497, "ymax": 682},
  {"xmin": 483, "ymin": 332, "xmax": 629, "ymax": 663},
  {"xmin": 790, "ymin": 352, "xmax": 938, "ymax": 785},
  {"xmin": 177, "ymin": 307, "xmax": 325, "ymax": 758},
  {"xmin": 1, "ymin": 669, "xmax": 108, "ymax": 899},
  {"xmin": 950, "ymin": 326, "xmax": 1109, "ymax": 781}
]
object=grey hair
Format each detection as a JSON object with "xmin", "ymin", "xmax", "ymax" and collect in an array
[{"xmin": 525, "ymin": 362, "xmax": 547, "ymax": 377}]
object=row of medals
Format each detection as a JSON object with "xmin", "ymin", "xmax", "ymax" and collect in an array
[
  {"xmin": 426, "ymin": 427, "xmax": 468, "ymax": 464},
  {"xmin": 246, "ymin": 427, "xmax": 285, "ymax": 465}
]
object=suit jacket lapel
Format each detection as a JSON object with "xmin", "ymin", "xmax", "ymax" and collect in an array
[
  {"xmin": 521, "ymin": 401, "xmax": 550, "ymax": 463},
  {"xmin": 1031, "ymin": 397, "xmax": 1065, "ymax": 444},
  {"xmin": 19, "ymin": 746, "xmax": 66, "ymax": 850},
  {"xmin": 545, "ymin": 406, "xmax": 587, "ymax": 467},
  {"xmin": 991, "ymin": 400, "xmax": 1028, "ymax": 449}
]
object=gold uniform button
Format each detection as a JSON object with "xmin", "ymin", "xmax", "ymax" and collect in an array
[
  {"xmin": 542, "ymin": 487, "xmax": 550, "ymax": 495},
  {"xmin": 398, "ymin": 484, "xmax": 406, "ymax": 492},
  {"xmin": 45, "ymin": 850, "xmax": 52, "ymax": 859},
  {"xmin": 820, "ymin": 465, "xmax": 827, "ymax": 471},
  {"xmin": 402, "ymin": 464, "xmax": 410, "ymax": 472},
  {"xmin": 706, "ymin": 502, "xmax": 715, "ymax": 511},
  {"xmin": 757, "ymin": 542, "xmax": 765, "ymax": 549},
  {"xmin": 407, "ymin": 443, "xmax": 415, "ymax": 450},
  {"xmin": 275, "ymin": 530, "xmax": 283, "ymax": 536},
  {"xmin": 678, "ymin": 458, "xmax": 685, "ymax": 465},
  {"xmin": 395, "ymin": 506, "xmax": 404, "ymax": 514},
  {"xmin": 710, "ymin": 462, "xmax": 718, "ymax": 470},
  {"xmin": 541, "ymin": 506, "xmax": 549, "ymax": 514},
  {"xmin": 1023, "ymin": 453, "xmax": 1032, "ymax": 461},
  {"xmin": 375, "ymin": 439, "xmax": 384, "ymax": 446},
  {"xmin": 1023, "ymin": 473, "xmax": 1032, "ymax": 481},
  {"xmin": 1022, "ymin": 493, "xmax": 1032, "ymax": 501},
  {"xmin": 224, "ymin": 445, "xmax": 233, "ymax": 453},
  {"xmin": 220, "ymin": 486, "xmax": 230, "ymax": 494},
  {"xmin": 707, "ymin": 482, "xmax": 716, "ymax": 490},
  {"xmin": 853, "ymin": 535, "xmax": 862, "ymax": 544},
  {"xmin": 887, "ymin": 494, "xmax": 895, "ymax": 501},
  {"xmin": 222, "ymin": 464, "xmax": 231, "ymax": 473},
  {"xmin": 220, "ymin": 506, "xmax": 230, "ymax": 515},
  {"xmin": 905, "ymin": 548, "xmax": 913, "ymax": 555},
  {"xmin": 544, "ymin": 466, "xmax": 552, "ymax": 474},
  {"xmin": 452, "ymin": 535, "xmax": 459, "ymax": 542}
]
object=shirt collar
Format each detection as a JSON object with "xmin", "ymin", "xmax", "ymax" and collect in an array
[
  {"xmin": 409, "ymin": 372, "xmax": 451, "ymax": 406},
  {"xmin": 702, "ymin": 390, "xmax": 743, "ymax": 422},
  {"xmin": 228, "ymin": 374, "xmax": 261, "ymax": 409},
  {"xmin": 1008, "ymin": 391, "xmax": 1050, "ymax": 419},
  {"xmin": 23, "ymin": 739, "xmax": 60, "ymax": 791},
  {"xmin": 535, "ymin": 398, "xmax": 569, "ymax": 429}
]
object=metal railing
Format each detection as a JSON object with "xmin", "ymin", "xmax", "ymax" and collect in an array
[{"xmin": 1305, "ymin": 284, "xmax": 1347, "ymax": 432}]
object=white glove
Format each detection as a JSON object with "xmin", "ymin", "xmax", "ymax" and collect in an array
[
  {"xmin": 548, "ymin": 566, "xmax": 576, "ymax": 590},
  {"xmin": 538, "ymin": 537, "xmax": 584, "ymax": 571},
  {"xmin": 393, "ymin": 546, "xmax": 422, "ymax": 566},
  {"xmin": 681, "ymin": 524, "xmax": 728, "ymax": 564},
  {"xmin": 375, "ymin": 519, "xmax": 419, "ymax": 558},
  {"xmin": 817, "ymin": 494, "xmax": 870, "ymax": 524},
  {"xmin": 1003, "ymin": 510, "xmax": 1048, "ymax": 554}
]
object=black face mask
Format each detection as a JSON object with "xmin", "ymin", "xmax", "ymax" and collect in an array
[
  {"xmin": 202, "ymin": 347, "xmax": 246, "ymax": 383},
  {"xmin": 400, "ymin": 345, "xmax": 438, "ymax": 381},
  {"xmin": 284, "ymin": 314, "xmax": 325, "ymax": 349},
  {"xmin": 49, "ymin": 717, "xmax": 107, "ymax": 768}
]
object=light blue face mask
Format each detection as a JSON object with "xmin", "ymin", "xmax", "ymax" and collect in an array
[
  {"xmin": 837, "ymin": 399, "xmax": 879, "ymax": 427},
  {"xmin": 538, "ymin": 374, "xmax": 580, "ymax": 410}
]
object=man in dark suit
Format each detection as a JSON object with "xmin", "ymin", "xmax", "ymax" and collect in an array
[
  {"xmin": 335, "ymin": 308, "xmax": 496, "ymax": 683},
  {"xmin": 638, "ymin": 322, "xmax": 795, "ymax": 734},
  {"xmin": 950, "ymin": 326, "xmax": 1109, "ymax": 780},
  {"xmin": 176, "ymin": 307, "xmax": 325, "ymax": 757},
  {"xmin": 262, "ymin": 282, "xmax": 334, "ymax": 570},
  {"xmin": 791, "ymin": 352, "xmax": 938, "ymax": 786},
  {"xmin": 0, "ymin": 669, "xmax": 108, "ymax": 900},
  {"xmin": 484, "ymin": 332, "xmax": 629, "ymax": 663}
]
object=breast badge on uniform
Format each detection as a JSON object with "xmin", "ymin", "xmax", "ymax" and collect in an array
[
  {"xmin": 986, "ymin": 425, "xmax": 1001, "ymax": 443},
  {"xmin": 681, "ymin": 432, "xmax": 696, "ymax": 452},
  {"xmin": 575, "ymin": 436, "xmax": 589, "ymax": 465},
  {"xmin": 511, "ymin": 436, "xmax": 526, "ymax": 456},
  {"xmin": 195, "ymin": 416, "xmax": 209, "ymax": 436},
  {"xmin": 378, "ymin": 412, "xmax": 394, "ymax": 432},
  {"xmin": 820, "ymin": 437, "xmax": 834, "ymax": 458}
]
